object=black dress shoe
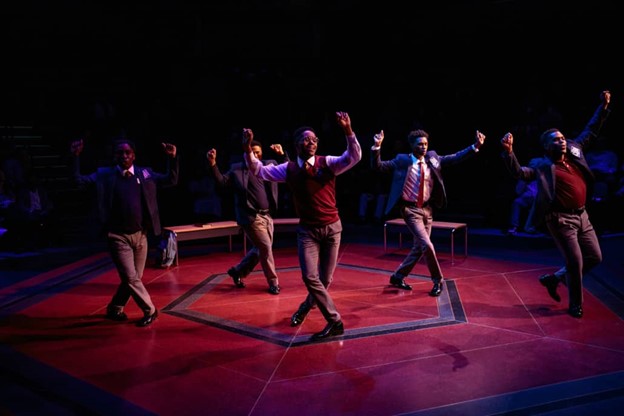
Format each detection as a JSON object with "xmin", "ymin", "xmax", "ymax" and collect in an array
[
  {"xmin": 105, "ymin": 311, "xmax": 128, "ymax": 322},
  {"xmin": 568, "ymin": 305, "xmax": 583, "ymax": 318},
  {"xmin": 228, "ymin": 267, "xmax": 245, "ymax": 288},
  {"xmin": 268, "ymin": 285, "xmax": 281, "ymax": 295},
  {"xmin": 429, "ymin": 281, "xmax": 443, "ymax": 297},
  {"xmin": 290, "ymin": 305, "xmax": 310, "ymax": 327},
  {"xmin": 539, "ymin": 273, "xmax": 561, "ymax": 302},
  {"xmin": 136, "ymin": 310, "xmax": 159, "ymax": 327},
  {"xmin": 389, "ymin": 276, "xmax": 412, "ymax": 290},
  {"xmin": 311, "ymin": 321, "xmax": 344, "ymax": 340}
]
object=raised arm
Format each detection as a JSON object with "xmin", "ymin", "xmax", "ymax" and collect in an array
[
  {"xmin": 206, "ymin": 148, "xmax": 228, "ymax": 186},
  {"xmin": 161, "ymin": 142, "xmax": 177, "ymax": 158},
  {"xmin": 270, "ymin": 143, "xmax": 290, "ymax": 162},
  {"xmin": 473, "ymin": 130, "xmax": 486, "ymax": 150},
  {"xmin": 325, "ymin": 111, "xmax": 362, "ymax": 175},
  {"xmin": 243, "ymin": 128, "xmax": 288, "ymax": 182},
  {"xmin": 500, "ymin": 132, "xmax": 535, "ymax": 181}
]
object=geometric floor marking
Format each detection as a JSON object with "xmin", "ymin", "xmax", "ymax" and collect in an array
[{"xmin": 164, "ymin": 263, "xmax": 467, "ymax": 347}]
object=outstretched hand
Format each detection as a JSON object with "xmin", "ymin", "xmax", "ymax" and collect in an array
[
  {"xmin": 206, "ymin": 148, "xmax": 217, "ymax": 166},
  {"xmin": 373, "ymin": 130, "xmax": 384, "ymax": 147},
  {"xmin": 270, "ymin": 143, "xmax": 285, "ymax": 156},
  {"xmin": 242, "ymin": 128, "xmax": 253, "ymax": 153},
  {"xmin": 474, "ymin": 130, "xmax": 486, "ymax": 149},
  {"xmin": 601, "ymin": 90, "xmax": 611, "ymax": 107},
  {"xmin": 500, "ymin": 132, "xmax": 513, "ymax": 153},
  {"xmin": 336, "ymin": 112, "xmax": 354, "ymax": 136},
  {"xmin": 162, "ymin": 142, "xmax": 177, "ymax": 157},
  {"xmin": 70, "ymin": 138, "xmax": 84, "ymax": 156}
]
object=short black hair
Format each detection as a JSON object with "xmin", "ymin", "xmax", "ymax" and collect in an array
[
  {"xmin": 407, "ymin": 129, "xmax": 429, "ymax": 141},
  {"xmin": 293, "ymin": 126, "xmax": 316, "ymax": 143},
  {"xmin": 112, "ymin": 138, "xmax": 136, "ymax": 152},
  {"xmin": 540, "ymin": 128, "xmax": 559, "ymax": 148},
  {"xmin": 250, "ymin": 140, "xmax": 262, "ymax": 148}
]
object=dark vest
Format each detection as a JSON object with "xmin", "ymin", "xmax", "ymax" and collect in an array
[{"xmin": 286, "ymin": 156, "xmax": 339, "ymax": 226}]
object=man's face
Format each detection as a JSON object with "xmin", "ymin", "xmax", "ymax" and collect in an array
[
  {"xmin": 296, "ymin": 130, "xmax": 318, "ymax": 159},
  {"xmin": 409, "ymin": 136, "xmax": 428, "ymax": 158},
  {"xmin": 251, "ymin": 145, "xmax": 263, "ymax": 160},
  {"xmin": 545, "ymin": 130, "xmax": 566, "ymax": 156},
  {"xmin": 114, "ymin": 143, "xmax": 135, "ymax": 170}
]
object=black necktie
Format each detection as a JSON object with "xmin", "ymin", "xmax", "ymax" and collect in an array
[{"xmin": 124, "ymin": 170, "xmax": 132, "ymax": 178}]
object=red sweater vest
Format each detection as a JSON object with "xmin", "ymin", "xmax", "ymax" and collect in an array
[{"xmin": 286, "ymin": 156, "xmax": 339, "ymax": 226}]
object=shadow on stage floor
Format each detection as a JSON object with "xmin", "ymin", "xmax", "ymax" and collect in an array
[{"xmin": 1, "ymin": 223, "xmax": 624, "ymax": 415}]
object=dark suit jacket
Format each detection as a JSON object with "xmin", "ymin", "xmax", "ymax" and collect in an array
[
  {"xmin": 211, "ymin": 158, "xmax": 283, "ymax": 226},
  {"xmin": 73, "ymin": 156, "xmax": 179, "ymax": 236},
  {"xmin": 502, "ymin": 102, "xmax": 610, "ymax": 227},
  {"xmin": 372, "ymin": 146, "xmax": 477, "ymax": 215}
]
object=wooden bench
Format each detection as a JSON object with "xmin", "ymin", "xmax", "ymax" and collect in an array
[
  {"xmin": 242, "ymin": 217, "xmax": 299, "ymax": 252},
  {"xmin": 164, "ymin": 221, "xmax": 242, "ymax": 266},
  {"xmin": 164, "ymin": 218, "xmax": 300, "ymax": 265},
  {"xmin": 383, "ymin": 218, "xmax": 468, "ymax": 264}
]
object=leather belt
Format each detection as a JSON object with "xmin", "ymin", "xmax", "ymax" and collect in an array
[
  {"xmin": 256, "ymin": 209, "xmax": 270, "ymax": 215},
  {"xmin": 401, "ymin": 199, "xmax": 429, "ymax": 208},
  {"xmin": 553, "ymin": 206, "xmax": 585, "ymax": 215}
]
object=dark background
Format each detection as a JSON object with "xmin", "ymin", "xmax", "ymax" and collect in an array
[{"xmin": 1, "ymin": 0, "xmax": 621, "ymax": 232}]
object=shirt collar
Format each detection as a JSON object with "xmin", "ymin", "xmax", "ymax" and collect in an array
[
  {"xmin": 410, "ymin": 154, "xmax": 424, "ymax": 164},
  {"xmin": 298, "ymin": 156, "xmax": 315, "ymax": 167},
  {"xmin": 118, "ymin": 166, "xmax": 135, "ymax": 175}
]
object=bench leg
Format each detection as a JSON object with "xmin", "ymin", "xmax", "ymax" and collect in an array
[
  {"xmin": 450, "ymin": 230, "xmax": 455, "ymax": 265},
  {"xmin": 384, "ymin": 225, "xmax": 387, "ymax": 252},
  {"xmin": 173, "ymin": 234, "xmax": 179, "ymax": 266}
]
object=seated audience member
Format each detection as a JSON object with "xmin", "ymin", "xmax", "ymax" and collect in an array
[{"xmin": 13, "ymin": 171, "xmax": 55, "ymax": 249}]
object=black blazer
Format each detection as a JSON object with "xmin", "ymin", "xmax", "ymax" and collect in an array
[
  {"xmin": 502, "ymin": 102, "xmax": 610, "ymax": 227},
  {"xmin": 73, "ymin": 156, "xmax": 179, "ymax": 236},
  {"xmin": 212, "ymin": 157, "xmax": 286, "ymax": 226}
]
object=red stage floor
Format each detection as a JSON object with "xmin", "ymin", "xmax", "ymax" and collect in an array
[{"xmin": 1, "ymin": 229, "xmax": 624, "ymax": 415}]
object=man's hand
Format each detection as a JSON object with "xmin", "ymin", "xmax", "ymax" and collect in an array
[
  {"xmin": 162, "ymin": 142, "xmax": 177, "ymax": 157},
  {"xmin": 373, "ymin": 130, "xmax": 384, "ymax": 148},
  {"xmin": 500, "ymin": 132, "xmax": 513, "ymax": 154},
  {"xmin": 70, "ymin": 139, "xmax": 84, "ymax": 156},
  {"xmin": 270, "ymin": 143, "xmax": 284, "ymax": 156},
  {"xmin": 206, "ymin": 148, "xmax": 217, "ymax": 166},
  {"xmin": 336, "ymin": 111, "xmax": 353, "ymax": 136},
  {"xmin": 474, "ymin": 130, "xmax": 486, "ymax": 149},
  {"xmin": 242, "ymin": 128, "xmax": 253, "ymax": 153},
  {"xmin": 601, "ymin": 90, "xmax": 611, "ymax": 108}
]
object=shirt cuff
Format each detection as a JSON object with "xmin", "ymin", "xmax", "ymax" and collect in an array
[{"xmin": 471, "ymin": 144, "xmax": 479, "ymax": 152}]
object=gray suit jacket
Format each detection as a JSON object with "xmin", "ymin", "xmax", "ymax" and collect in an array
[{"xmin": 211, "ymin": 158, "xmax": 285, "ymax": 226}]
